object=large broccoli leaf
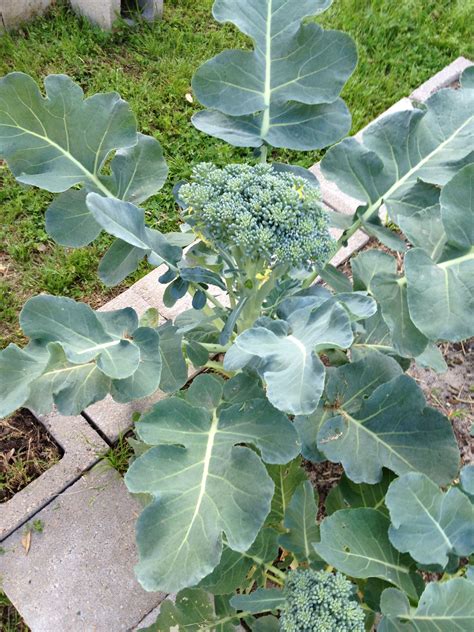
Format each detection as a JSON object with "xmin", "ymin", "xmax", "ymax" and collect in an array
[
  {"xmin": 404, "ymin": 163, "xmax": 474, "ymax": 342},
  {"xmin": 386, "ymin": 473, "xmax": 474, "ymax": 568},
  {"xmin": 0, "ymin": 73, "xmax": 176, "ymax": 284},
  {"xmin": 378, "ymin": 580, "xmax": 474, "ymax": 631},
  {"xmin": 321, "ymin": 79, "xmax": 473, "ymax": 210},
  {"xmin": 125, "ymin": 374, "xmax": 300, "ymax": 593},
  {"xmin": 314, "ymin": 508, "xmax": 420, "ymax": 600},
  {"xmin": 192, "ymin": 0, "xmax": 356, "ymax": 149},
  {"xmin": 0, "ymin": 296, "xmax": 162, "ymax": 417},
  {"xmin": 299, "ymin": 350, "xmax": 459, "ymax": 485},
  {"xmin": 295, "ymin": 350, "xmax": 403, "ymax": 463}
]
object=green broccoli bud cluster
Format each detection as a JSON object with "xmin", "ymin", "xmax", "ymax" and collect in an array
[
  {"xmin": 280, "ymin": 569, "xmax": 365, "ymax": 632},
  {"xmin": 179, "ymin": 163, "xmax": 334, "ymax": 269}
]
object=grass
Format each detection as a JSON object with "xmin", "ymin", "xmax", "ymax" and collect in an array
[
  {"xmin": 0, "ymin": 0, "xmax": 472, "ymax": 346},
  {"xmin": 0, "ymin": 592, "xmax": 30, "ymax": 632}
]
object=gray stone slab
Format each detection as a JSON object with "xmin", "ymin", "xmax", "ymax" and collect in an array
[
  {"xmin": 0, "ymin": 0, "xmax": 52, "ymax": 30},
  {"xmin": 70, "ymin": 0, "xmax": 120, "ymax": 30},
  {"xmin": 1, "ymin": 466, "xmax": 165, "ymax": 632},
  {"xmin": 70, "ymin": 0, "xmax": 163, "ymax": 30},
  {"xmin": 0, "ymin": 412, "xmax": 108, "ymax": 541},
  {"xmin": 410, "ymin": 56, "xmax": 472, "ymax": 102}
]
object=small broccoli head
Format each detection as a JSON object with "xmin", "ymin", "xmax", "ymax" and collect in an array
[
  {"xmin": 280, "ymin": 569, "xmax": 366, "ymax": 632},
  {"xmin": 179, "ymin": 163, "xmax": 334, "ymax": 270}
]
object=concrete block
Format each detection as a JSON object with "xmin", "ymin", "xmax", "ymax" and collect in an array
[
  {"xmin": 70, "ymin": 0, "xmax": 163, "ymax": 30},
  {"xmin": 1, "ymin": 467, "xmax": 166, "ymax": 632},
  {"xmin": 0, "ymin": 0, "xmax": 52, "ymax": 30},
  {"xmin": 410, "ymin": 56, "xmax": 473, "ymax": 102},
  {"xmin": 70, "ymin": 0, "xmax": 120, "ymax": 30},
  {"xmin": 0, "ymin": 412, "xmax": 108, "ymax": 541}
]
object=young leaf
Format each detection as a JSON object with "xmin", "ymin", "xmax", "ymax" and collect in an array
[
  {"xmin": 279, "ymin": 481, "xmax": 320, "ymax": 563},
  {"xmin": 157, "ymin": 323, "xmax": 188, "ymax": 393},
  {"xmin": 251, "ymin": 616, "xmax": 280, "ymax": 631},
  {"xmin": 266, "ymin": 459, "xmax": 308, "ymax": 527},
  {"xmin": 230, "ymin": 589, "xmax": 285, "ymax": 614},
  {"xmin": 199, "ymin": 528, "xmax": 279, "ymax": 595},
  {"xmin": 314, "ymin": 508, "xmax": 419, "ymax": 600},
  {"xmin": 98, "ymin": 239, "xmax": 147, "ymax": 287},
  {"xmin": 224, "ymin": 299, "xmax": 353, "ymax": 415},
  {"xmin": 460, "ymin": 464, "xmax": 474, "ymax": 501},
  {"xmin": 86, "ymin": 194, "xmax": 182, "ymax": 271},
  {"xmin": 125, "ymin": 374, "xmax": 299, "ymax": 592},
  {"xmin": 151, "ymin": 589, "xmax": 241, "ymax": 631},
  {"xmin": 379, "ymin": 579, "xmax": 474, "ymax": 631},
  {"xmin": 325, "ymin": 471, "xmax": 394, "ymax": 516},
  {"xmin": 192, "ymin": 0, "xmax": 356, "ymax": 149},
  {"xmin": 386, "ymin": 473, "xmax": 474, "ymax": 567},
  {"xmin": 370, "ymin": 272, "xmax": 429, "ymax": 357}
]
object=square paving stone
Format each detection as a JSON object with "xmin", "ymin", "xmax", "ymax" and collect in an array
[{"xmin": 1, "ymin": 466, "xmax": 165, "ymax": 632}]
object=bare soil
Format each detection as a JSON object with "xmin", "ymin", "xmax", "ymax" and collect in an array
[{"xmin": 0, "ymin": 409, "xmax": 63, "ymax": 503}]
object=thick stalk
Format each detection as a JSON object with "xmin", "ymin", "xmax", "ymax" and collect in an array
[{"xmin": 203, "ymin": 360, "xmax": 234, "ymax": 378}]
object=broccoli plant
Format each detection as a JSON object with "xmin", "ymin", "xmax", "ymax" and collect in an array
[{"xmin": 1, "ymin": 0, "xmax": 474, "ymax": 630}]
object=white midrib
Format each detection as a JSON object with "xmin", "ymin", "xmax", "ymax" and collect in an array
[
  {"xmin": 73, "ymin": 339, "xmax": 123, "ymax": 356},
  {"xmin": 260, "ymin": 0, "xmax": 273, "ymax": 138},
  {"xmin": 174, "ymin": 411, "xmax": 219, "ymax": 559},
  {"xmin": 411, "ymin": 491, "xmax": 452, "ymax": 550},
  {"xmin": 5, "ymin": 121, "xmax": 113, "ymax": 198},
  {"xmin": 362, "ymin": 113, "xmax": 474, "ymax": 223},
  {"xmin": 287, "ymin": 334, "xmax": 306, "ymax": 357}
]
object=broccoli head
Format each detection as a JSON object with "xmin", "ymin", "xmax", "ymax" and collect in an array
[
  {"xmin": 280, "ymin": 569, "xmax": 365, "ymax": 632},
  {"xmin": 179, "ymin": 163, "xmax": 334, "ymax": 270}
]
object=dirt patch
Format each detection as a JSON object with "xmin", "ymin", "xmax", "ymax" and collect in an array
[
  {"xmin": 0, "ymin": 410, "xmax": 63, "ymax": 503},
  {"xmin": 409, "ymin": 339, "xmax": 473, "ymax": 467}
]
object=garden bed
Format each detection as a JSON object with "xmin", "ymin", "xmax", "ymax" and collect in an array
[{"xmin": 0, "ymin": 410, "xmax": 63, "ymax": 504}]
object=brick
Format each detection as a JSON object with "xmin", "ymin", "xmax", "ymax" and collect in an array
[
  {"xmin": 1, "ymin": 467, "xmax": 166, "ymax": 632},
  {"xmin": 0, "ymin": 412, "xmax": 107, "ymax": 541}
]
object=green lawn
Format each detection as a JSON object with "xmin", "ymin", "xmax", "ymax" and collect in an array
[{"xmin": 0, "ymin": 0, "xmax": 472, "ymax": 346}]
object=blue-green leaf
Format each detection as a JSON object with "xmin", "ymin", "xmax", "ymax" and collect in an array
[
  {"xmin": 315, "ymin": 508, "xmax": 419, "ymax": 600},
  {"xmin": 386, "ymin": 473, "xmax": 474, "ymax": 567},
  {"xmin": 125, "ymin": 374, "xmax": 298, "ymax": 592},
  {"xmin": 192, "ymin": 0, "xmax": 356, "ymax": 149},
  {"xmin": 279, "ymin": 481, "xmax": 320, "ymax": 562},
  {"xmin": 230, "ymin": 589, "xmax": 284, "ymax": 614},
  {"xmin": 318, "ymin": 373, "xmax": 459, "ymax": 486},
  {"xmin": 379, "ymin": 579, "xmax": 474, "ymax": 631},
  {"xmin": 224, "ymin": 299, "xmax": 353, "ymax": 415}
]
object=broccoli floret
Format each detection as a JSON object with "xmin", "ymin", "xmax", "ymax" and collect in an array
[
  {"xmin": 280, "ymin": 569, "xmax": 365, "ymax": 632},
  {"xmin": 179, "ymin": 163, "xmax": 334, "ymax": 270}
]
